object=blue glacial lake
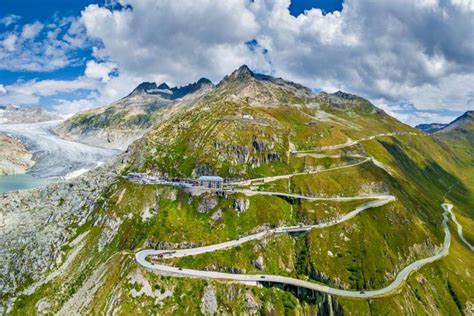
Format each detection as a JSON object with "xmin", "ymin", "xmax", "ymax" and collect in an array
[{"xmin": 0, "ymin": 174, "xmax": 52, "ymax": 193}]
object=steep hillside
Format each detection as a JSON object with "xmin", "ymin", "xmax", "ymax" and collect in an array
[
  {"xmin": 432, "ymin": 111, "xmax": 474, "ymax": 209},
  {"xmin": 2, "ymin": 66, "xmax": 473, "ymax": 315},
  {"xmin": 438, "ymin": 111, "xmax": 474, "ymax": 133},
  {"xmin": 129, "ymin": 65, "xmax": 412, "ymax": 178},
  {"xmin": 55, "ymin": 78, "xmax": 213, "ymax": 150}
]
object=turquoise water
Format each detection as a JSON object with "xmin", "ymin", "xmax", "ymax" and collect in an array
[{"xmin": 0, "ymin": 174, "xmax": 52, "ymax": 193}]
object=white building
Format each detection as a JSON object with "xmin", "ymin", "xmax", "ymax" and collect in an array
[{"xmin": 198, "ymin": 176, "xmax": 224, "ymax": 189}]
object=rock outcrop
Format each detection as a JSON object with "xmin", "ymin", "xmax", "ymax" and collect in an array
[{"xmin": 0, "ymin": 133, "xmax": 35, "ymax": 175}]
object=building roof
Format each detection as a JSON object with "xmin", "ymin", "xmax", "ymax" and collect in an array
[{"xmin": 198, "ymin": 176, "xmax": 224, "ymax": 182}]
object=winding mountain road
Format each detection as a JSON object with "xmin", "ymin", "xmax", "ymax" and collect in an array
[
  {"xmin": 136, "ymin": 203, "xmax": 455, "ymax": 298},
  {"xmin": 228, "ymin": 157, "xmax": 371, "ymax": 186},
  {"xmin": 443, "ymin": 203, "xmax": 474, "ymax": 251},
  {"xmin": 293, "ymin": 132, "xmax": 418, "ymax": 153},
  {"xmin": 134, "ymin": 132, "xmax": 467, "ymax": 299}
]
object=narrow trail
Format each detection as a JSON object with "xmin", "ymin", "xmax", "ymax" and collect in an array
[
  {"xmin": 292, "ymin": 131, "xmax": 418, "ymax": 154},
  {"xmin": 228, "ymin": 158, "xmax": 371, "ymax": 186},
  {"xmin": 230, "ymin": 131, "xmax": 416, "ymax": 186}
]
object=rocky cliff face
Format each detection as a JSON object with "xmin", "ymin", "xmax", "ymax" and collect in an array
[
  {"xmin": 0, "ymin": 133, "xmax": 34, "ymax": 175},
  {"xmin": 0, "ymin": 161, "xmax": 118, "ymax": 310}
]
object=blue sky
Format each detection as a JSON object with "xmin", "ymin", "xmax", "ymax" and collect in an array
[
  {"xmin": 289, "ymin": 0, "xmax": 343, "ymax": 16},
  {"xmin": 0, "ymin": 0, "xmax": 472, "ymax": 125},
  {"xmin": 0, "ymin": 0, "xmax": 101, "ymax": 83}
]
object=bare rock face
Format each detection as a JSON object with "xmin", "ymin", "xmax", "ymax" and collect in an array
[
  {"xmin": 200, "ymin": 285, "xmax": 218, "ymax": 315},
  {"xmin": 0, "ymin": 133, "xmax": 35, "ymax": 175},
  {"xmin": 358, "ymin": 181, "xmax": 388, "ymax": 195},
  {"xmin": 211, "ymin": 209, "xmax": 223, "ymax": 221},
  {"xmin": 198, "ymin": 195, "xmax": 218, "ymax": 213},
  {"xmin": 245, "ymin": 291, "xmax": 261, "ymax": 314},
  {"xmin": 97, "ymin": 216, "xmax": 123, "ymax": 252},
  {"xmin": 0, "ymin": 164, "xmax": 116, "ymax": 301},
  {"xmin": 233, "ymin": 198, "xmax": 250, "ymax": 213},
  {"xmin": 253, "ymin": 255, "xmax": 265, "ymax": 271}
]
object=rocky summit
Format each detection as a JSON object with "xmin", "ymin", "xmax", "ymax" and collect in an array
[
  {"xmin": 55, "ymin": 78, "xmax": 214, "ymax": 150},
  {"xmin": 1, "ymin": 66, "xmax": 473, "ymax": 315}
]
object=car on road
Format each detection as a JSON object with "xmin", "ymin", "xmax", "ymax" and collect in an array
[
  {"xmin": 178, "ymin": 268, "xmax": 183, "ymax": 271},
  {"xmin": 260, "ymin": 276, "xmax": 266, "ymax": 279},
  {"xmin": 360, "ymin": 291, "xmax": 365, "ymax": 294}
]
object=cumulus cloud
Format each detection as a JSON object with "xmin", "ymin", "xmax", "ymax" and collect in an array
[
  {"xmin": 8, "ymin": 79, "xmax": 97, "ymax": 97},
  {"xmin": 21, "ymin": 22, "xmax": 44, "ymax": 39},
  {"xmin": 81, "ymin": 1, "xmax": 260, "ymax": 84},
  {"xmin": 52, "ymin": 98, "xmax": 96, "ymax": 115},
  {"xmin": 85, "ymin": 60, "xmax": 117, "ymax": 82},
  {"xmin": 2, "ymin": 34, "xmax": 17, "ymax": 52},
  {"xmin": 75, "ymin": 0, "xmax": 474, "ymax": 124},
  {"xmin": 1, "ymin": 0, "xmax": 472, "ymax": 124},
  {"xmin": 0, "ymin": 77, "xmax": 99, "ymax": 111}
]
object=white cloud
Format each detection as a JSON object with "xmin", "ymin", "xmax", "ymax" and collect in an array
[
  {"xmin": 81, "ymin": 1, "xmax": 259, "ymax": 85},
  {"xmin": 85, "ymin": 60, "xmax": 116, "ymax": 82},
  {"xmin": 0, "ymin": 14, "xmax": 21, "ymax": 26},
  {"xmin": 76, "ymin": 0, "xmax": 474, "ymax": 123},
  {"xmin": 1, "ymin": 0, "xmax": 473, "ymax": 124},
  {"xmin": 2, "ymin": 34, "xmax": 17, "ymax": 52},
  {"xmin": 21, "ymin": 22, "xmax": 44, "ymax": 39},
  {"xmin": 7, "ymin": 78, "xmax": 97, "ymax": 97},
  {"xmin": 0, "ymin": 16, "xmax": 89, "ymax": 72},
  {"xmin": 0, "ymin": 92, "xmax": 39, "ymax": 106},
  {"xmin": 52, "ymin": 98, "xmax": 96, "ymax": 115},
  {"xmin": 451, "ymin": 0, "xmax": 474, "ymax": 12},
  {"xmin": 0, "ymin": 78, "xmax": 99, "ymax": 111}
]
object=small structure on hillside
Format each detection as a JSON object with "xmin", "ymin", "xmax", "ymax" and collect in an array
[{"xmin": 198, "ymin": 176, "xmax": 224, "ymax": 189}]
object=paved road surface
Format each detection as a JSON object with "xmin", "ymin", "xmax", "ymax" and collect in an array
[
  {"xmin": 229, "ymin": 158, "xmax": 370, "ymax": 186},
  {"xmin": 293, "ymin": 132, "xmax": 418, "ymax": 154},
  {"xmin": 135, "ymin": 132, "xmax": 457, "ymax": 299},
  {"xmin": 443, "ymin": 203, "xmax": 474, "ymax": 251},
  {"xmin": 136, "ymin": 204, "xmax": 453, "ymax": 298}
]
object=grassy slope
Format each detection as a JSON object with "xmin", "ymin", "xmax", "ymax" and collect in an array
[{"xmin": 10, "ymin": 77, "xmax": 474, "ymax": 315}]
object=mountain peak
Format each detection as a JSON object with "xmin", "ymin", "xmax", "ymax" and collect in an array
[
  {"xmin": 129, "ymin": 78, "xmax": 213, "ymax": 100},
  {"xmin": 228, "ymin": 64, "xmax": 254, "ymax": 80},
  {"xmin": 461, "ymin": 110, "xmax": 473, "ymax": 119},
  {"xmin": 133, "ymin": 82, "xmax": 158, "ymax": 93},
  {"xmin": 157, "ymin": 82, "xmax": 171, "ymax": 90},
  {"xmin": 332, "ymin": 91, "xmax": 358, "ymax": 100},
  {"xmin": 418, "ymin": 110, "xmax": 474, "ymax": 134},
  {"xmin": 197, "ymin": 77, "xmax": 213, "ymax": 85}
]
